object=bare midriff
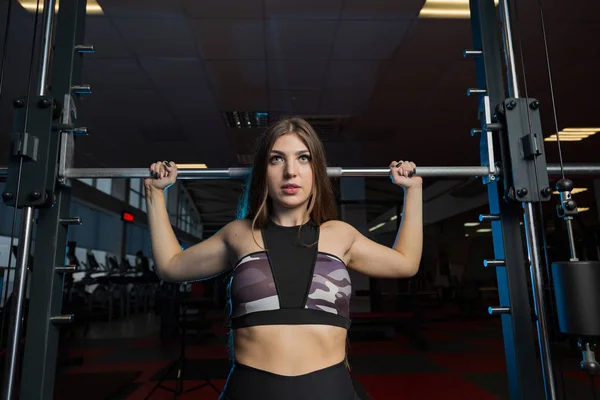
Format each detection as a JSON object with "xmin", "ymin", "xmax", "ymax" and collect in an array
[{"xmin": 233, "ymin": 324, "xmax": 347, "ymax": 376}]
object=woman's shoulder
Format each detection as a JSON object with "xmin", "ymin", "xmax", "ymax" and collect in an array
[
  {"xmin": 320, "ymin": 220, "xmax": 357, "ymax": 238},
  {"xmin": 222, "ymin": 218, "xmax": 254, "ymax": 237}
]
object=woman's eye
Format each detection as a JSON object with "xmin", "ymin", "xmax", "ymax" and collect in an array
[
  {"xmin": 299, "ymin": 155, "xmax": 311, "ymax": 162},
  {"xmin": 270, "ymin": 156, "xmax": 283, "ymax": 163}
]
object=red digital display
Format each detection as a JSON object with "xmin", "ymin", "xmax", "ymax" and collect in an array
[{"xmin": 122, "ymin": 212, "xmax": 134, "ymax": 223}]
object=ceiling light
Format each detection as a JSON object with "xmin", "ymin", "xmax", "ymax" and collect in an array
[
  {"xmin": 18, "ymin": 0, "xmax": 104, "ymax": 14},
  {"xmin": 390, "ymin": 215, "xmax": 398, "ymax": 221},
  {"xmin": 369, "ymin": 222, "xmax": 386, "ymax": 232},
  {"xmin": 464, "ymin": 222, "xmax": 480, "ymax": 227},
  {"xmin": 185, "ymin": 164, "xmax": 207, "ymax": 169},
  {"xmin": 552, "ymin": 188, "xmax": 588, "ymax": 195},
  {"xmin": 544, "ymin": 128, "xmax": 599, "ymax": 142},
  {"xmin": 476, "ymin": 228, "xmax": 492, "ymax": 233},
  {"xmin": 223, "ymin": 111, "xmax": 269, "ymax": 129},
  {"xmin": 577, "ymin": 207, "xmax": 590, "ymax": 213},
  {"xmin": 419, "ymin": 0, "xmax": 498, "ymax": 19}
]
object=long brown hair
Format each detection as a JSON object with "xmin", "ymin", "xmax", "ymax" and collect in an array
[{"xmin": 237, "ymin": 117, "xmax": 337, "ymax": 229}]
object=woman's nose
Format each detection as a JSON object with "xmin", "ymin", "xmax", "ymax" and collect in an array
[{"xmin": 284, "ymin": 161, "xmax": 297, "ymax": 177}]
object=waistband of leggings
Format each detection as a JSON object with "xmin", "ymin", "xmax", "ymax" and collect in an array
[{"xmin": 232, "ymin": 359, "xmax": 347, "ymax": 379}]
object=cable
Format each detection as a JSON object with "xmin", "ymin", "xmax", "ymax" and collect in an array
[
  {"xmin": 0, "ymin": 0, "xmax": 15, "ymax": 104},
  {"xmin": 0, "ymin": 0, "xmax": 15, "ymax": 325},
  {"xmin": 510, "ymin": 0, "xmax": 568, "ymax": 398},
  {"xmin": 0, "ymin": 0, "xmax": 42, "ymax": 350},
  {"xmin": 536, "ymin": 0, "xmax": 566, "ymax": 180}
]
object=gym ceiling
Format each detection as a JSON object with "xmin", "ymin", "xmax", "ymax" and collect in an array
[{"xmin": 0, "ymin": 0, "xmax": 598, "ymax": 235}]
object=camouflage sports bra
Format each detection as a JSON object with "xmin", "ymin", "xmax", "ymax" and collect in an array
[{"xmin": 228, "ymin": 220, "xmax": 352, "ymax": 330}]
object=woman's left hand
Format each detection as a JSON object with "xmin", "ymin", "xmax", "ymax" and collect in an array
[{"xmin": 389, "ymin": 160, "xmax": 423, "ymax": 189}]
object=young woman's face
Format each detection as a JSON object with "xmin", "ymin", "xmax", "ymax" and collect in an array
[{"xmin": 266, "ymin": 133, "xmax": 314, "ymax": 211}]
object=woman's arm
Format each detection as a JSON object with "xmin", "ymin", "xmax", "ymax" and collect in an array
[
  {"xmin": 346, "ymin": 160, "xmax": 423, "ymax": 278},
  {"xmin": 145, "ymin": 161, "xmax": 231, "ymax": 282}
]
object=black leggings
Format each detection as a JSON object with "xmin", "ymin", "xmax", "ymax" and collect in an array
[{"xmin": 220, "ymin": 361, "xmax": 362, "ymax": 400}]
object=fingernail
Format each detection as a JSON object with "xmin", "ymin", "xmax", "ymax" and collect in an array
[{"xmin": 164, "ymin": 161, "xmax": 171, "ymax": 167}]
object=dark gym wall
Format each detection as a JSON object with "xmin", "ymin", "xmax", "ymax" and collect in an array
[
  {"xmin": 0, "ymin": 180, "xmax": 200, "ymax": 263},
  {"xmin": 67, "ymin": 201, "xmax": 123, "ymax": 256}
]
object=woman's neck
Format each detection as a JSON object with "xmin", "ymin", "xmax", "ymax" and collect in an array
[{"xmin": 270, "ymin": 205, "xmax": 310, "ymax": 227}]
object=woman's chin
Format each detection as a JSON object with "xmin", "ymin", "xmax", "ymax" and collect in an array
[{"xmin": 275, "ymin": 196, "xmax": 310, "ymax": 210}]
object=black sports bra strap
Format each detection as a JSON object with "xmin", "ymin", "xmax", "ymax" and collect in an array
[{"xmin": 261, "ymin": 221, "xmax": 319, "ymax": 309}]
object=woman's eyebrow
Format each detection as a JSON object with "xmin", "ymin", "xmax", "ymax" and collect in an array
[{"xmin": 270, "ymin": 150, "xmax": 310, "ymax": 155}]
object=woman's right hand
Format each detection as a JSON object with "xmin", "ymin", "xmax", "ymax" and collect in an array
[{"xmin": 144, "ymin": 160, "xmax": 177, "ymax": 192}]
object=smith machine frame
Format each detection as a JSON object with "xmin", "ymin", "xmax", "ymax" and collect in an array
[{"xmin": 1, "ymin": 0, "xmax": 599, "ymax": 399}]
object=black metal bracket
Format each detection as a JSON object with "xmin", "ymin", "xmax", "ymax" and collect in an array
[
  {"xmin": 496, "ymin": 98, "xmax": 551, "ymax": 202},
  {"xmin": 2, "ymin": 96, "xmax": 58, "ymax": 208}
]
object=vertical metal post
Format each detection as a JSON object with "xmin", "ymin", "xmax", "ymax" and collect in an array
[
  {"xmin": 498, "ymin": 0, "xmax": 519, "ymax": 99},
  {"xmin": 469, "ymin": 0, "xmax": 543, "ymax": 398},
  {"xmin": 523, "ymin": 203, "xmax": 557, "ymax": 400},
  {"xmin": 19, "ymin": 0, "xmax": 88, "ymax": 398},
  {"xmin": 498, "ymin": 1, "xmax": 556, "ymax": 398},
  {"xmin": 1, "ymin": 207, "xmax": 34, "ymax": 400},
  {"xmin": 1, "ymin": 0, "xmax": 56, "ymax": 398},
  {"xmin": 38, "ymin": 0, "xmax": 56, "ymax": 96}
]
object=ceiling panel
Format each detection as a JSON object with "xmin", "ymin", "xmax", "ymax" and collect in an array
[
  {"xmin": 82, "ymin": 58, "xmax": 152, "ymax": 89},
  {"xmin": 190, "ymin": 19, "xmax": 265, "ymax": 60},
  {"xmin": 157, "ymin": 86, "xmax": 219, "ymax": 117},
  {"xmin": 380, "ymin": 57, "xmax": 446, "ymax": 90},
  {"xmin": 270, "ymin": 89, "xmax": 321, "ymax": 114},
  {"xmin": 319, "ymin": 88, "xmax": 373, "ymax": 114},
  {"xmin": 266, "ymin": 19, "xmax": 337, "ymax": 59},
  {"xmin": 268, "ymin": 58, "xmax": 329, "ymax": 89},
  {"xmin": 567, "ymin": 1, "xmax": 600, "ymax": 21},
  {"xmin": 332, "ymin": 20, "xmax": 412, "ymax": 60},
  {"xmin": 265, "ymin": 0, "xmax": 343, "ymax": 19},
  {"xmin": 213, "ymin": 88, "xmax": 269, "ymax": 110},
  {"xmin": 399, "ymin": 19, "xmax": 472, "ymax": 61},
  {"xmin": 78, "ymin": 89, "xmax": 173, "ymax": 129},
  {"xmin": 545, "ymin": 21, "xmax": 600, "ymax": 61},
  {"xmin": 369, "ymin": 87, "xmax": 440, "ymax": 115},
  {"xmin": 205, "ymin": 60, "xmax": 267, "ymax": 92},
  {"xmin": 341, "ymin": 0, "xmax": 425, "ymax": 20},
  {"xmin": 139, "ymin": 58, "xmax": 208, "ymax": 89},
  {"xmin": 437, "ymin": 60, "xmax": 477, "ymax": 95},
  {"xmin": 98, "ymin": 0, "xmax": 184, "ymax": 18},
  {"xmin": 112, "ymin": 17, "xmax": 198, "ymax": 58},
  {"xmin": 181, "ymin": 0, "xmax": 264, "ymax": 19},
  {"xmin": 73, "ymin": 133, "xmax": 132, "ymax": 167},
  {"xmin": 84, "ymin": 17, "xmax": 133, "ymax": 58},
  {"xmin": 325, "ymin": 60, "xmax": 386, "ymax": 89}
]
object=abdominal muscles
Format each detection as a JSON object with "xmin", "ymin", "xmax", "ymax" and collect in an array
[{"xmin": 233, "ymin": 324, "xmax": 347, "ymax": 376}]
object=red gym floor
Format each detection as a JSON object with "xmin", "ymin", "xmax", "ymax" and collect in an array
[{"xmin": 49, "ymin": 305, "xmax": 597, "ymax": 399}]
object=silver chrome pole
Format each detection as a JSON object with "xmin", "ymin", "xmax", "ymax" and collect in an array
[
  {"xmin": 523, "ymin": 203, "xmax": 557, "ymax": 400},
  {"xmin": 1, "ymin": 206, "xmax": 35, "ymax": 400},
  {"xmin": 60, "ymin": 166, "xmax": 497, "ymax": 179},
  {"xmin": 499, "ymin": 0, "xmax": 556, "ymax": 398},
  {"xmin": 38, "ymin": 0, "xmax": 56, "ymax": 96},
  {"xmin": 565, "ymin": 218, "xmax": 578, "ymax": 261},
  {"xmin": 499, "ymin": 0, "xmax": 520, "ymax": 98},
  {"xmin": 3, "ymin": 164, "xmax": 600, "ymax": 180},
  {"xmin": 2, "ymin": 1, "xmax": 55, "ymax": 398}
]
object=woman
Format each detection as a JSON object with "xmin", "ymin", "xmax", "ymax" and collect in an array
[{"xmin": 145, "ymin": 117, "xmax": 423, "ymax": 400}]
